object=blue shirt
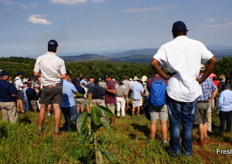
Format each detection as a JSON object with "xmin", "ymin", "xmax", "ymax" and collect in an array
[
  {"xmin": 130, "ymin": 81, "xmax": 144, "ymax": 100},
  {"xmin": 197, "ymin": 77, "xmax": 217, "ymax": 101},
  {"xmin": 0, "ymin": 80, "xmax": 17, "ymax": 102},
  {"xmin": 218, "ymin": 89, "xmax": 232, "ymax": 112},
  {"xmin": 61, "ymin": 80, "xmax": 77, "ymax": 108}
]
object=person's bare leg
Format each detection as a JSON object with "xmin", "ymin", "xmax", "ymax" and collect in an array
[
  {"xmin": 137, "ymin": 106, "xmax": 140, "ymax": 116},
  {"xmin": 132, "ymin": 107, "xmax": 135, "ymax": 117},
  {"xmin": 47, "ymin": 104, "xmax": 52, "ymax": 116},
  {"xmin": 53, "ymin": 103, "xmax": 61, "ymax": 133},
  {"xmin": 161, "ymin": 120, "xmax": 168, "ymax": 141},
  {"xmin": 150, "ymin": 120, "xmax": 157, "ymax": 139},
  {"xmin": 38, "ymin": 104, "xmax": 47, "ymax": 131}
]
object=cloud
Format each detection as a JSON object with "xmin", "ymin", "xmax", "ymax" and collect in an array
[
  {"xmin": 28, "ymin": 15, "xmax": 52, "ymax": 25},
  {"xmin": 121, "ymin": 5, "xmax": 176, "ymax": 13},
  {"xmin": 90, "ymin": 0, "xmax": 106, "ymax": 2},
  {"xmin": 0, "ymin": 0, "xmax": 15, "ymax": 5},
  {"xmin": 18, "ymin": 3, "xmax": 38, "ymax": 9},
  {"xmin": 204, "ymin": 22, "xmax": 232, "ymax": 29},
  {"xmin": 207, "ymin": 18, "xmax": 215, "ymax": 22},
  {"xmin": 49, "ymin": 0, "xmax": 87, "ymax": 5}
]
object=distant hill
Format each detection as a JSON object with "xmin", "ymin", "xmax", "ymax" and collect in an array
[
  {"xmin": 60, "ymin": 47, "xmax": 232, "ymax": 63},
  {"xmin": 61, "ymin": 54, "xmax": 110, "ymax": 61}
]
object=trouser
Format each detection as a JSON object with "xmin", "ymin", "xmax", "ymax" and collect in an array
[
  {"xmin": 116, "ymin": 97, "xmax": 126, "ymax": 116},
  {"xmin": 61, "ymin": 106, "xmax": 79, "ymax": 132},
  {"xmin": 167, "ymin": 96, "xmax": 196, "ymax": 156},
  {"xmin": 219, "ymin": 110, "xmax": 232, "ymax": 133}
]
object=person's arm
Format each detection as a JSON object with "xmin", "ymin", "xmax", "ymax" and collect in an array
[
  {"xmin": 209, "ymin": 89, "xmax": 218, "ymax": 102},
  {"xmin": 197, "ymin": 56, "xmax": 217, "ymax": 84},
  {"xmin": 34, "ymin": 72, "xmax": 41, "ymax": 77},
  {"xmin": 60, "ymin": 74, "xmax": 67, "ymax": 79},
  {"xmin": 104, "ymin": 86, "xmax": 116, "ymax": 94},
  {"xmin": 150, "ymin": 58, "xmax": 172, "ymax": 80}
]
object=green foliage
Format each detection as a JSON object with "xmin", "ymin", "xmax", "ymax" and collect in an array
[
  {"xmin": 76, "ymin": 106, "xmax": 114, "ymax": 163},
  {"xmin": 0, "ymin": 111, "xmax": 231, "ymax": 163},
  {"xmin": 215, "ymin": 57, "xmax": 232, "ymax": 75}
]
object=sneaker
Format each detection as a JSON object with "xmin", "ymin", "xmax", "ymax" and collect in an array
[
  {"xmin": 47, "ymin": 113, "xmax": 51, "ymax": 117},
  {"xmin": 163, "ymin": 140, "xmax": 169, "ymax": 146}
]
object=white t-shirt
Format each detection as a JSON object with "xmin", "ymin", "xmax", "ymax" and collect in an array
[
  {"xmin": 34, "ymin": 52, "xmax": 66, "ymax": 86},
  {"xmin": 14, "ymin": 76, "xmax": 23, "ymax": 90},
  {"xmin": 153, "ymin": 36, "xmax": 214, "ymax": 102}
]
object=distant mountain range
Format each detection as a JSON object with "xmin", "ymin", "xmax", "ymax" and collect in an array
[{"xmin": 60, "ymin": 46, "xmax": 232, "ymax": 63}]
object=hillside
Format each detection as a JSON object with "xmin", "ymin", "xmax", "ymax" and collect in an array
[{"xmin": 60, "ymin": 47, "xmax": 232, "ymax": 63}]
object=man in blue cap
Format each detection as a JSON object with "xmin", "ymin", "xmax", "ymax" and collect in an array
[
  {"xmin": 150, "ymin": 21, "xmax": 217, "ymax": 156},
  {"xmin": 34, "ymin": 39, "xmax": 67, "ymax": 135},
  {"xmin": 0, "ymin": 71, "xmax": 18, "ymax": 123}
]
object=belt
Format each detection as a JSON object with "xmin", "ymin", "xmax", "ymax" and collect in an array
[
  {"xmin": 197, "ymin": 101, "xmax": 209, "ymax": 103},
  {"xmin": 43, "ymin": 83, "xmax": 60, "ymax": 88}
]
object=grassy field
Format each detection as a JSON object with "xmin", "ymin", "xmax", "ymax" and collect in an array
[{"xmin": 0, "ymin": 108, "xmax": 231, "ymax": 164}]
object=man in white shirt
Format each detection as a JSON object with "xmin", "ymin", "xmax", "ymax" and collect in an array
[
  {"xmin": 14, "ymin": 71, "xmax": 25, "ymax": 113},
  {"xmin": 34, "ymin": 40, "xmax": 66, "ymax": 135},
  {"xmin": 150, "ymin": 21, "xmax": 217, "ymax": 156}
]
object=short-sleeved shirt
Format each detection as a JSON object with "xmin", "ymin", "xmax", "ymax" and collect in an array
[
  {"xmin": 0, "ymin": 80, "xmax": 17, "ymax": 102},
  {"xmin": 34, "ymin": 52, "xmax": 66, "ymax": 86},
  {"xmin": 153, "ymin": 36, "xmax": 214, "ymax": 102},
  {"xmin": 14, "ymin": 76, "xmax": 23, "ymax": 91},
  {"xmin": 88, "ymin": 85, "xmax": 105, "ymax": 99},
  {"xmin": 197, "ymin": 76, "xmax": 217, "ymax": 102},
  {"xmin": 105, "ymin": 79, "xmax": 116, "ymax": 104},
  {"xmin": 61, "ymin": 80, "xmax": 77, "ymax": 108},
  {"xmin": 130, "ymin": 81, "xmax": 144, "ymax": 100}
]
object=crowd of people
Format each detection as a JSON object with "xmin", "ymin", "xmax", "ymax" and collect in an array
[{"xmin": 0, "ymin": 21, "xmax": 231, "ymax": 157}]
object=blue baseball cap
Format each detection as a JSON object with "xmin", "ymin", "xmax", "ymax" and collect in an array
[
  {"xmin": 172, "ymin": 21, "xmax": 189, "ymax": 33},
  {"xmin": 48, "ymin": 39, "xmax": 58, "ymax": 48},
  {"xmin": 16, "ymin": 71, "xmax": 24, "ymax": 76},
  {"xmin": 0, "ymin": 71, "xmax": 10, "ymax": 76}
]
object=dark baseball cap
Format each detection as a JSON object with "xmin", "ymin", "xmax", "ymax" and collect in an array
[
  {"xmin": 172, "ymin": 21, "xmax": 189, "ymax": 33},
  {"xmin": 16, "ymin": 71, "xmax": 24, "ymax": 76},
  {"xmin": 0, "ymin": 71, "xmax": 10, "ymax": 76},
  {"xmin": 48, "ymin": 40, "xmax": 58, "ymax": 48}
]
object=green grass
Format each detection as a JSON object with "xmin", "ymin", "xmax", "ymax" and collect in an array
[{"xmin": 0, "ymin": 110, "xmax": 231, "ymax": 164}]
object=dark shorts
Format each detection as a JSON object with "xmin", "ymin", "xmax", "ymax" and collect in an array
[
  {"xmin": 17, "ymin": 90, "xmax": 25, "ymax": 100},
  {"xmin": 195, "ymin": 102, "xmax": 209, "ymax": 124},
  {"xmin": 40, "ymin": 86, "xmax": 62, "ymax": 105}
]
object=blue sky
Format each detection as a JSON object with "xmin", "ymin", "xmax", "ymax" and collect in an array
[{"xmin": 0, "ymin": 0, "xmax": 232, "ymax": 57}]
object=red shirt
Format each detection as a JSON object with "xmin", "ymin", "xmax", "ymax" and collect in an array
[{"xmin": 105, "ymin": 79, "xmax": 116, "ymax": 104}]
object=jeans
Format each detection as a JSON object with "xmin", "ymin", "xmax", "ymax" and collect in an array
[
  {"xmin": 167, "ymin": 96, "xmax": 196, "ymax": 156},
  {"xmin": 23, "ymin": 98, "xmax": 30, "ymax": 112},
  {"xmin": 219, "ymin": 110, "xmax": 232, "ymax": 133},
  {"xmin": 61, "ymin": 106, "xmax": 79, "ymax": 132}
]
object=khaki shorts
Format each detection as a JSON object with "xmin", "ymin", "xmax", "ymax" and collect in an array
[
  {"xmin": 149, "ymin": 105, "xmax": 168, "ymax": 121},
  {"xmin": 132, "ymin": 99, "xmax": 143, "ymax": 108},
  {"xmin": 0, "ymin": 102, "xmax": 18, "ymax": 123},
  {"xmin": 195, "ymin": 102, "xmax": 209, "ymax": 124},
  {"xmin": 106, "ymin": 103, "xmax": 116, "ymax": 114},
  {"xmin": 92, "ymin": 99, "xmax": 105, "ymax": 107},
  {"xmin": 76, "ymin": 98, "xmax": 87, "ymax": 109},
  {"xmin": 40, "ymin": 86, "xmax": 62, "ymax": 105}
]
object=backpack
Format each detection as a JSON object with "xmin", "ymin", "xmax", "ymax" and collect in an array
[{"xmin": 149, "ymin": 78, "xmax": 166, "ymax": 107}]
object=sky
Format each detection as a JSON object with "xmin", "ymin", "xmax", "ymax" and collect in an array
[{"xmin": 0, "ymin": 0, "xmax": 232, "ymax": 57}]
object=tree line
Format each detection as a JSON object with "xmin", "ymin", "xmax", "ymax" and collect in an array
[{"xmin": 0, "ymin": 56, "xmax": 231, "ymax": 80}]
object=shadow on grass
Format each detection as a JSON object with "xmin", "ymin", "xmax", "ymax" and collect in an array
[
  {"xmin": 130, "ymin": 123, "xmax": 149, "ymax": 138},
  {"xmin": 19, "ymin": 116, "xmax": 31, "ymax": 124}
]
